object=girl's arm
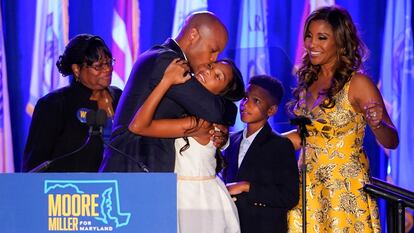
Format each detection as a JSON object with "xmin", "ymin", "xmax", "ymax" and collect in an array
[{"xmin": 128, "ymin": 58, "xmax": 210, "ymax": 138}]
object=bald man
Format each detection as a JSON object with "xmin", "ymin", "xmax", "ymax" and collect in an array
[{"xmin": 100, "ymin": 12, "xmax": 237, "ymax": 172}]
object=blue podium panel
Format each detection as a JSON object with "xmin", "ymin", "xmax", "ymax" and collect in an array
[{"xmin": 0, "ymin": 173, "xmax": 176, "ymax": 233}]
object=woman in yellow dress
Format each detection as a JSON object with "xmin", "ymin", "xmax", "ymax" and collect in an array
[{"xmin": 285, "ymin": 6, "xmax": 399, "ymax": 232}]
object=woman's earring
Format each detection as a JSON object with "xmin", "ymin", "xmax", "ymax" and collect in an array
[{"xmin": 71, "ymin": 64, "xmax": 81, "ymax": 82}]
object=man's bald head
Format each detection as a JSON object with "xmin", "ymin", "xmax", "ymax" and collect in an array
[
  {"xmin": 175, "ymin": 12, "xmax": 228, "ymax": 71},
  {"xmin": 177, "ymin": 12, "xmax": 228, "ymax": 39}
]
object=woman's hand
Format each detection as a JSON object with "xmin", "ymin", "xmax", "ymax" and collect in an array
[
  {"xmin": 350, "ymin": 74, "xmax": 399, "ymax": 148},
  {"xmin": 162, "ymin": 58, "xmax": 191, "ymax": 85},
  {"xmin": 364, "ymin": 101, "xmax": 384, "ymax": 130}
]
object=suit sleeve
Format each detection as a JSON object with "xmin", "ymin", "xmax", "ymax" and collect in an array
[
  {"xmin": 152, "ymin": 53, "xmax": 237, "ymax": 125},
  {"xmin": 221, "ymin": 133, "xmax": 241, "ymax": 183},
  {"xmin": 247, "ymin": 137, "xmax": 300, "ymax": 209},
  {"xmin": 167, "ymin": 80, "xmax": 237, "ymax": 125},
  {"xmin": 22, "ymin": 96, "xmax": 64, "ymax": 171}
]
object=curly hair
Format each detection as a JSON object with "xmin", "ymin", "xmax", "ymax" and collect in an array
[
  {"xmin": 56, "ymin": 34, "xmax": 112, "ymax": 77},
  {"xmin": 290, "ymin": 6, "xmax": 367, "ymax": 111}
]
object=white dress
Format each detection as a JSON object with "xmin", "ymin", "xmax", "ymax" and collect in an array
[{"xmin": 174, "ymin": 137, "xmax": 240, "ymax": 233}]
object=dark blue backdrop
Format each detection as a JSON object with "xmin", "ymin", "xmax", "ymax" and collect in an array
[{"xmin": 3, "ymin": 0, "xmax": 387, "ymax": 178}]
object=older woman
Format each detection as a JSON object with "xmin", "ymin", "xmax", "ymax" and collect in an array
[{"xmin": 23, "ymin": 34, "xmax": 122, "ymax": 172}]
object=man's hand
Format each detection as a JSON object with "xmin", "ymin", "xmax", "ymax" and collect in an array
[
  {"xmin": 226, "ymin": 181, "xmax": 250, "ymax": 195},
  {"xmin": 210, "ymin": 123, "xmax": 229, "ymax": 148}
]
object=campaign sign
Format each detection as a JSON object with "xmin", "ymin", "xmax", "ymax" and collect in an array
[{"xmin": 0, "ymin": 173, "xmax": 176, "ymax": 233}]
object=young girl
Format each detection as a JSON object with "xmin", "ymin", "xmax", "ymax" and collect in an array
[{"xmin": 129, "ymin": 58, "xmax": 244, "ymax": 233}]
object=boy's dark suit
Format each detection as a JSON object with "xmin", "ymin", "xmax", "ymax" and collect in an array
[{"xmin": 222, "ymin": 123, "xmax": 299, "ymax": 233}]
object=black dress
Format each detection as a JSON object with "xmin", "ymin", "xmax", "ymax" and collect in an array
[{"xmin": 23, "ymin": 81, "xmax": 122, "ymax": 172}]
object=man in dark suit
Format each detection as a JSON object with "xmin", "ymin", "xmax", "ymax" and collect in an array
[
  {"xmin": 100, "ymin": 12, "xmax": 236, "ymax": 172},
  {"xmin": 222, "ymin": 75, "xmax": 299, "ymax": 233}
]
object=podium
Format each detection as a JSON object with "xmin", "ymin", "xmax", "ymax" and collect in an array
[{"xmin": 0, "ymin": 173, "xmax": 177, "ymax": 233}]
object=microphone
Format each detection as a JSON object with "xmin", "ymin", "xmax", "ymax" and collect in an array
[
  {"xmin": 94, "ymin": 109, "xmax": 149, "ymax": 172},
  {"xmin": 95, "ymin": 109, "xmax": 107, "ymax": 135},
  {"xmin": 28, "ymin": 110, "xmax": 96, "ymax": 172},
  {"xmin": 290, "ymin": 116, "xmax": 312, "ymax": 139},
  {"xmin": 86, "ymin": 108, "xmax": 96, "ymax": 135},
  {"xmin": 289, "ymin": 116, "xmax": 312, "ymax": 126}
]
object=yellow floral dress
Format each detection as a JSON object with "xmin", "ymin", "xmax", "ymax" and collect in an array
[{"xmin": 287, "ymin": 80, "xmax": 381, "ymax": 233}]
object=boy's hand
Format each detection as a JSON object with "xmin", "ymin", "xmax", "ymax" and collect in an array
[
  {"xmin": 210, "ymin": 123, "xmax": 229, "ymax": 148},
  {"xmin": 163, "ymin": 58, "xmax": 191, "ymax": 85},
  {"xmin": 226, "ymin": 181, "xmax": 250, "ymax": 195}
]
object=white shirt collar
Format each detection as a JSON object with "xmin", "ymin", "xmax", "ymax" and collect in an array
[
  {"xmin": 237, "ymin": 126, "xmax": 264, "ymax": 167},
  {"xmin": 242, "ymin": 126, "xmax": 263, "ymax": 144},
  {"xmin": 171, "ymin": 38, "xmax": 188, "ymax": 61}
]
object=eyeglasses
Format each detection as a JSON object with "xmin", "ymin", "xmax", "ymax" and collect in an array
[{"xmin": 85, "ymin": 59, "xmax": 115, "ymax": 71}]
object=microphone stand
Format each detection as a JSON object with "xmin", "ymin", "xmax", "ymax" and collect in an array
[
  {"xmin": 28, "ymin": 137, "xmax": 92, "ymax": 172},
  {"xmin": 290, "ymin": 116, "xmax": 311, "ymax": 233},
  {"xmin": 95, "ymin": 109, "xmax": 149, "ymax": 173},
  {"xmin": 100, "ymin": 137, "xmax": 149, "ymax": 173},
  {"xmin": 28, "ymin": 113, "xmax": 96, "ymax": 173}
]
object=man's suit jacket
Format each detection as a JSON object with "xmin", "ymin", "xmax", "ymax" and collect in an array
[
  {"xmin": 100, "ymin": 38, "xmax": 237, "ymax": 172},
  {"xmin": 222, "ymin": 123, "xmax": 299, "ymax": 233}
]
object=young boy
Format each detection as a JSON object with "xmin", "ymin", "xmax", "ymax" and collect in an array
[{"xmin": 222, "ymin": 75, "xmax": 299, "ymax": 233}]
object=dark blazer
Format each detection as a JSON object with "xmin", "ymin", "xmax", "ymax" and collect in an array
[
  {"xmin": 222, "ymin": 123, "xmax": 299, "ymax": 233},
  {"xmin": 23, "ymin": 81, "xmax": 122, "ymax": 172},
  {"xmin": 100, "ymin": 38, "xmax": 237, "ymax": 172}
]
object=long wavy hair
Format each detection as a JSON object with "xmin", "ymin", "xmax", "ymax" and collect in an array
[{"xmin": 289, "ymin": 6, "xmax": 367, "ymax": 111}]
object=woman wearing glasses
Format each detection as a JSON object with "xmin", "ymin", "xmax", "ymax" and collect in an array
[{"xmin": 23, "ymin": 34, "xmax": 122, "ymax": 172}]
